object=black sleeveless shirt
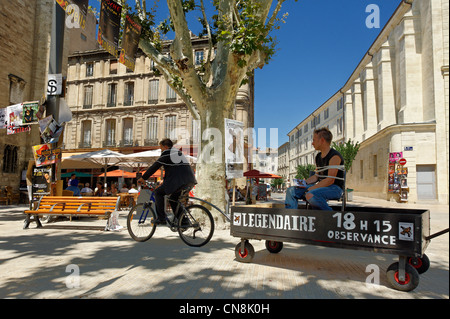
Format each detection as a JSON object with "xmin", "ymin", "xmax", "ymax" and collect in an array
[{"xmin": 315, "ymin": 148, "xmax": 345, "ymax": 189}]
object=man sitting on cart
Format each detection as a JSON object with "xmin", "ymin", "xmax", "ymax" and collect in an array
[{"xmin": 285, "ymin": 127, "xmax": 344, "ymax": 211}]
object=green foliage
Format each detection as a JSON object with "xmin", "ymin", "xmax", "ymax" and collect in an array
[
  {"xmin": 332, "ymin": 139, "xmax": 360, "ymax": 172},
  {"xmin": 215, "ymin": 1, "xmax": 279, "ymax": 68},
  {"xmin": 271, "ymin": 178, "xmax": 284, "ymax": 188},
  {"xmin": 296, "ymin": 164, "xmax": 316, "ymax": 179}
]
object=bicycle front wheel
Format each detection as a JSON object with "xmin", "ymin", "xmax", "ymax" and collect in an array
[
  {"xmin": 178, "ymin": 204, "xmax": 214, "ymax": 247},
  {"xmin": 127, "ymin": 203, "xmax": 157, "ymax": 242}
]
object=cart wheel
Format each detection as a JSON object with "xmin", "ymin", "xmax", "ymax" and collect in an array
[
  {"xmin": 386, "ymin": 262, "xmax": 420, "ymax": 292},
  {"xmin": 408, "ymin": 254, "xmax": 430, "ymax": 274},
  {"xmin": 265, "ymin": 240, "xmax": 283, "ymax": 254},
  {"xmin": 235, "ymin": 241, "xmax": 255, "ymax": 263}
]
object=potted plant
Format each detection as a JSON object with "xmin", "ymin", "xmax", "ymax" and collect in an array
[{"xmin": 332, "ymin": 139, "xmax": 360, "ymax": 201}]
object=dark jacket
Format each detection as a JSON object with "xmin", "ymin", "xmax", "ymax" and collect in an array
[{"xmin": 142, "ymin": 148, "xmax": 197, "ymax": 194}]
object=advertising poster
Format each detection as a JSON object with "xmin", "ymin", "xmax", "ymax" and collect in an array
[
  {"xmin": 6, "ymin": 103, "xmax": 31, "ymax": 135},
  {"xmin": 98, "ymin": 0, "xmax": 122, "ymax": 58},
  {"xmin": 0, "ymin": 108, "xmax": 7, "ymax": 129},
  {"xmin": 22, "ymin": 101, "xmax": 40, "ymax": 124},
  {"xmin": 119, "ymin": 14, "xmax": 142, "ymax": 71},
  {"xmin": 389, "ymin": 152, "xmax": 403, "ymax": 163},
  {"xmin": 32, "ymin": 144, "xmax": 62, "ymax": 167},
  {"xmin": 225, "ymin": 118, "xmax": 244, "ymax": 179},
  {"xmin": 32, "ymin": 166, "xmax": 52, "ymax": 199},
  {"xmin": 55, "ymin": 0, "xmax": 89, "ymax": 29},
  {"xmin": 39, "ymin": 115, "xmax": 64, "ymax": 144}
]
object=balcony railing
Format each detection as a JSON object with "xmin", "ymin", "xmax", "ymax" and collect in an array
[
  {"xmin": 144, "ymin": 138, "xmax": 159, "ymax": 146},
  {"xmin": 78, "ymin": 141, "xmax": 91, "ymax": 148}
]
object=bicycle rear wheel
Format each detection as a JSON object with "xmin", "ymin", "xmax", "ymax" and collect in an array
[
  {"xmin": 127, "ymin": 203, "xmax": 157, "ymax": 242},
  {"xmin": 178, "ymin": 204, "xmax": 214, "ymax": 247}
]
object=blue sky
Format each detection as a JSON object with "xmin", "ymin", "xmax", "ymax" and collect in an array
[{"xmin": 90, "ymin": 0, "xmax": 401, "ymax": 147}]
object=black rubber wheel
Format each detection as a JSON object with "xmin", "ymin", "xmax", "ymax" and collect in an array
[
  {"xmin": 386, "ymin": 262, "xmax": 420, "ymax": 292},
  {"xmin": 235, "ymin": 241, "xmax": 255, "ymax": 263},
  {"xmin": 178, "ymin": 204, "xmax": 214, "ymax": 247},
  {"xmin": 265, "ymin": 240, "xmax": 283, "ymax": 254},
  {"xmin": 408, "ymin": 254, "xmax": 430, "ymax": 274},
  {"xmin": 127, "ymin": 203, "xmax": 157, "ymax": 242}
]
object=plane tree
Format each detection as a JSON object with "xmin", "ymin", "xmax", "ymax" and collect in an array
[{"xmin": 110, "ymin": 0, "xmax": 295, "ymax": 225}]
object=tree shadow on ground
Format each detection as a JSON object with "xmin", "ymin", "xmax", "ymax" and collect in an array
[{"xmin": 0, "ymin": 207, "xmax": 448, "ymax": 299}]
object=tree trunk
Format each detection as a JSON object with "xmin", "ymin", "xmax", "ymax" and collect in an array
[{"xmin": 195, "ymin": 97, "xmax": 234, "ymax": 228}]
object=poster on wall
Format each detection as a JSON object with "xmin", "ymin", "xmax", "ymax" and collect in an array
[
  {"xmin": 22, "ymin": 101, "xmax": 40, "ymax": 124},
  {"xmin": 6, "ymin": 103, "xmax": 31, "ymax": 135},
  {"xmin": 97, "ymin": 0, "xmax": 122, "ymax": 58},
  {"xmin": 225, "ymin": 118, "xmax": 244, "ymax": 179},
  {"xmin": 39, "ymin": 115, "xmax": 64, "ymax": 144},
  {"xmin": 119, "ymin": 14, "xmax": 142, "ymax": 71},
  {"xmin": 32, "ymin": 144, "xmax": 62, "ymax": 167},
  {"xmin": 0, "ymin": 108, "xmax": 7, "ymax": 129},
  {"xmin": 389, "ymin": 152, "xmax": 403, "ymax": 163},
  {"xmin": 55, "ymin": 0, "xmax": 89, "ymax": 29},
  {"xmin": 32, "ymin": 166, "xmax": 52, "ymax": 199}
]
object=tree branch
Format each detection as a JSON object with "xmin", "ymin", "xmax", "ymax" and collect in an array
[
  {"xmin": 134, "ymin": 0, "xmax": 145, "ymax": 20},
  {"xmin": 199, "ymin": 0, "xmax": 213, "ymax": 83},
  {"xmin": 166, "ymin": 0, "xmax": 206, "ymax": 107},
  {"xmin": 161, "ymin": 69, "xmax": 200, "ymax": 120},
  {"xmin": 138, "ymin": 38, "xmax": 181, "ymax": 77}
]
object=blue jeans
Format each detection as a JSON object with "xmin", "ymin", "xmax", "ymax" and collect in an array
[{"xmin": 285, "ymin": 184, "xmax": 343, "ymax": 211}]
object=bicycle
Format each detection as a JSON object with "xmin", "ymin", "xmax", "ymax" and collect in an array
[{"xmin": 126, "ymin": 182, "xmax": 215, "ymax": 247}]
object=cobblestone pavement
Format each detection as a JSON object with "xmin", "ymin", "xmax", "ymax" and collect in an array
[{"xmin": 0, "ymin": 195, "xmax": 448, "ymax": 301}]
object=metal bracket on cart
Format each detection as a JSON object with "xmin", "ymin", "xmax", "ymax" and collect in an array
[{"xmin": 188, "ymin": 196, "xmax": 231, "ymax": 222}]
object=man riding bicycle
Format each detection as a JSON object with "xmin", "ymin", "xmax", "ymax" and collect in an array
[{"xmin": 138, "ymin": 138, "xmax": 197, "ymax": 225}]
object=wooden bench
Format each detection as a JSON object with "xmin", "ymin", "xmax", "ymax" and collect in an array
[{"xmin": 23, "ymin": 196, "xmax": 121, "ymax": 230}]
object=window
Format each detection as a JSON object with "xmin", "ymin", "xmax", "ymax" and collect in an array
[
  {"xmin": 360, "ymin": 160, "xmax": 364, "ymax": 179},
  {"xmin": 122, "ymin": 118, "xmax": 134, "ymax": 146},
  {"xmin": 324, "ymin": 108, "xmax": 329, "ymax": 120},
  {"xmin": 124, "ymin": 82, "xmax": 134, "ymax": 106},
  {"xmin": 86, "ymin": 63, "xmax": 94, "ymax": 77},
  {"xmin": 373, "ymin": 155, "xmax": 378, "ymax": 177},
  {"xmin": 304, "ymin": 123, "xmax": 308, "ymax": 134},
  {"xmin": 337, "ymin": 97, "xmax": 344, "ymax": 110},
  {"xmin": 110, "ymin": 60, "xmax": 118, "ymax": 75},
  {"xmin": 81, "ymin": 121, "xmax": 92, "ymax": 148},
  {"xmin": 195, "ymin": 50, "xmax": 204, "ymax": 65},
  {"xmin": 105, "ymin": 120, "xmax": 116, "ymax": 147},
  {"xmin": 107, "ymin": 83, "xmax": 117, "ymax": 107},
  {"xmin": 148, "ymin": 80, "xmax": 159, "ymax": 104},
  {"xmin": 2, "ymin": 145, "xmax": 18, "ymax": 173},
  {"xmin": 165, "ymin": 115, "xmax": 177, "ymax": 141},
  {"xmin": 166, "ymin": 84, "xmax": 177, "ymax": 102},
  {"xmin": 146, "ymin": 116, "xmax": 158, "ymax": 141},
  {"xmin": 83, "ymin": 86, "xmax": 93, "ymax": 109},
  {"xmin": 337, "ymin": 117, "xmax": 343, "ymax": 134},
  {"xmin": 9, "ymin": 74, "xmax": 26, "ymax": 105}
]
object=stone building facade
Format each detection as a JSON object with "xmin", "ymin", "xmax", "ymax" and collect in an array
[
  {"xmin": 63, "ymin": 37, "xmax": 255, "ymax": 156},
  {"xmin": 0, "ymin": 0, "xmax": 55, "ymax": 189},
  {"xmin": 286, "ymin": 92, "xmax": 345, "ymax": 182},
  {"xmin": 284, "ymin": 0, "xmax": 449, "ymax": 204},
  {"xmin": 0, "ymin": 1, "xmax": 99, "ymax": 190}
]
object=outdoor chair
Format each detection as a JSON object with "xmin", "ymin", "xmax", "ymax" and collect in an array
[
  {"xmin": 0, "ymin": 188, "xmax": 9, "ymax": 205},
  {"xmin": 6, "ymin": 186, "xmax": 20, "ymax": 205}
]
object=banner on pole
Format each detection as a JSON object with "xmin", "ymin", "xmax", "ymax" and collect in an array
[
  {"xmin": 119, "ymin": 14, "xmax": 142, "ymax": 71},
  {"xmin": 98, "ymin": 0, "xmax": 122, "ymax": 58},
  {"xmin": 225, "ymin": 118, "xmax": 244, "ymax": 179}
]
